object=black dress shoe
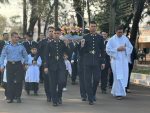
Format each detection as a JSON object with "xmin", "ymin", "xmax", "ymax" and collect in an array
[
  {"xmin": 102, "ymin": 90, "xmax": 107, "ymax": 94},
  {"xmin": 47, "ymin": 98, "xmax": 51, "ymax": 102},
  {"xmin": 116, "ymin": 96, "xmax": 123, "ymax": 100},
  {"xmin": 82, "ymin": 98, "xmax": 87, "ymax": 101},
  {"xmin": 89, "ymin": 101, "xmax": 94, "ymax": 105},
  {"xmin": 53, "ymin": 103, "xmax": 58, "ymax": 107},
  {"xmin": 16, "ymin": 98, "xmax": 22, "ymax": 103},
  {"xmin": 58, "ymin": 98, "xmax": 62, "ymax": 104},
  {"xmin": 7, "ymin": 99, "xmax": 13, "ymax": 103}
]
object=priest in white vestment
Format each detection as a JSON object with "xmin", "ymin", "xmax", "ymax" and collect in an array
[{"xmin": 106, "ymin": 26, "xmax": 133, "ymax": 100}]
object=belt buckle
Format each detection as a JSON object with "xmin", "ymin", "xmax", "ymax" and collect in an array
[
  {"xmin": 91, "ymin": 50, "xmax": 95, "ymax": 54},
  {"xmin": 56, "ymin": 56, "xmax": 59, "ymax": 61},
  {"xmin": 12, "ymin": 61, "xmax": 15, "ymax": 64}
]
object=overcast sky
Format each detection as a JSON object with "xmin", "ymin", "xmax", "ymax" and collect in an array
[{"xmin": 0, "ymin": 0, "xmax": 22, "ymax": 19}]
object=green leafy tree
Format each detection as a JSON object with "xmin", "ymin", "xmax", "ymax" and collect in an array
[{"xmin": 0, "ymin": 14, "xmax": 7, "ymax": 34}]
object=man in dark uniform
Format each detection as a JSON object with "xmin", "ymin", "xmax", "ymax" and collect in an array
[
  {"xmin": 71, "ymin": 41, "xmax": 78, "ymax": 85},
  {"xmin": 0, "ymin": 32, "xmax": 28, "ymax": 103},
  {"xmin": 78, "ymin": 30, "xmax": 90, "ymax": 101},
  {"xmin": 126, "ymin": 41, "xmax": 137, "ymax": 93},
  {"xmin": 80, "ymin": 21, "xmax": 105, "ymax": 105},
  {"xmin": 37, "ymin": 26, "xmax": 55, "ymax": 102},
  {"xmin": 23, "ymin": 32, "xmax": 38, "ymax": 54},
  {"xmin": 0, "ymin": 33, "xmax": 9, "ymax": 85},
  {"xmin": 100, "ymin": 31, "xmax": 111, "ymax": 94},
  {"xmin": 44, "ymin": 28, "xmax": 69, "ymax": 106}
]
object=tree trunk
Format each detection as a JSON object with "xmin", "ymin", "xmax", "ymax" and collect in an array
[
  {"xmin": 73, "ymin": 0, "xmax": 84, "ymax": 28},
  {"xmin": 38, "ymin": 17, "xmax": 41, "ymax": 38},
  {"xmin": 54, "ymin": 0, "xmax": 59, "ymax": 28},
  {"xmin": 130, "ymin": 0, "xmax": 146, "ymax": 46},
  {"xmin": 23, "ymin": 0, "xmax": 27, "ymax": 36},
  {"xmin": 87, "ymin": 0, "xmax": 91, "ymax": 25},
  {"xmin": 109, "ymin": 0, "xmax": 117, "ymax": 36},
  {"xmin": 44, "ymin": 3, "xmax": 55, "ymax": 35},
  {"xmin": 28, "ymin": 0, "xmax": 39, "ymax": 33}
]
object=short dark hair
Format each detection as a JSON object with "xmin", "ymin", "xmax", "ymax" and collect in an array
[
  {"xmin": 11, "ymin": 32, "xmax": 18, "ymax": 37},
  {"xmin": 90, "ymin": 21, "xmax": 97, "ymax": 25},
  {"xmin": 26, "ymin": 32, "xmax": 33, "ymax": 37},
  {"xmin": 3, "ymin": 33, "xmax": 8, "ymax": 37},
  {"xmin": 55, "ymin": 28, "xmax": 61, "ymax": 32},
  {"xmin": 115, "ymin": 25, "xmax": 124, "ymax": 31},
  {"xmin": 48, "ymin": 26, "xmax": 55, "ymax": 30}
]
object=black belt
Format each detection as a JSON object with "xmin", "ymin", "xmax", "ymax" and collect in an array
[{"xmin": 7, "ymin": 61, "xmax": 21, "ymax": 64}]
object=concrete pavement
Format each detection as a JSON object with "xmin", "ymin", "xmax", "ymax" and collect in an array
[{"xmin": 0, "ymin": 82, "xmax": 150, "ymax": 113}]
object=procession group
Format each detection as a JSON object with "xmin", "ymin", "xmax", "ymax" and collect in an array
[{"xmin": 0, "ymin": 21, "xmax": 136, "ymax": 106}]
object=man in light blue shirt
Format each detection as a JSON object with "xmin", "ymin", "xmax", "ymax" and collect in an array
[{"xmin": 0, "ymin": 32, "xmax": 28, "ymax": 103}]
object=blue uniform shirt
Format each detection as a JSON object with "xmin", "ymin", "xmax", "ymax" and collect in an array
[{"xmin": 0, "ymin": 42, "xmax": 28, "ymax": 68}]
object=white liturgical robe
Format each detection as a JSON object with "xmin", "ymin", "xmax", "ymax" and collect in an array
[
  {"xmin": 25, "ymin": 54, "xmax": 42, "ymax": 83},
  {"xmin": 106, "ymin": 34, "xmax": 133, "ymax": 96}
]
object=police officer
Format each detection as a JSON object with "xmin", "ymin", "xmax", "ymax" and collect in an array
[
  {"xmin": 44, "ymin": 28, "xmax": 69, "ymax": 106},
  {"xmin": 101, "ymin": 31, "xmax": 111, "ymax": 94},
  {"xmin": 37, "ymin": 26, "xmax": 55, "ymax": 102},
  {"xmin": 0, "ymin": 32, "xmax": 28, "ymax": 103},
  {"xmin": 80, "ymin": 21, "xmax": 105, "ymax": 105},
  {"xmin": 23, "ymin": 32, "xmax": 38, "ymax": 54}
]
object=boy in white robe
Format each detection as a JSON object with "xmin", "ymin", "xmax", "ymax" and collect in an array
[
  {"xmin": 106, "ymin": 26, "xmax": 133, "ymax": 100},
  {"xmin": 63, "ymin": 53, "xmax": 72, "ymax": 91},
  {"xmin": 25, "ymin": 46, "xmax": 42, "ymax": 95}
]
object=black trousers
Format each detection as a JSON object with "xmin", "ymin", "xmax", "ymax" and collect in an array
[
  {"xmin": 49, "ymin": 69, "xmax": 66, "ymax": 103},
  {"xmin": 84, "ymin": 65, "xmax": 101, "ymax": 102},
  {"xmin": 71, "ymin": 61, "xmax": 78, "ymax": 82},
  {"xmin": 109, "ymin": 68, "xmax": 113, "ymax": 87},
  {"xmin": 64, "ymin": 70, "xmax": 68, "ymax": 88},
  {"xmin": 2, "ymin": 82, "xmax": 8, "ymax": 97},
  {"xmin": 126, "ymin": 63, "xmax": 134, "ymax": 89},
  {"xmin": 6, "ymin": 62, "xmax": 24, "ymax": 100},
  {"xmin": 39, "ymin": 65, "xmax": 44, "ymax": 82},
  {"xmin": 25, "ymin": 82, "xmax": 39, "ymax": 93},
  {"xmin": 43, "ymin": 73, "xmax": 51, "ymax": 99},
  {"xmin": 101, "ymin": 68, "xmax": 109, "ymax": 91},
  {"xmin": 78, "ymin": 59, "xmax": 87, "ymax": 99}
]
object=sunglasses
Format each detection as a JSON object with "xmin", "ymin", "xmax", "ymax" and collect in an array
[{"xmin": 49, "ymin": 31, "xmax": 53, "ymax": 32}]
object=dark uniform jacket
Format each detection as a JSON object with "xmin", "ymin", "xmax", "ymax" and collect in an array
[
  {"xmin": 104, "ymin": 40, "xmax": 111, "ymax": 69},
  {"xmin": 45, "ymin": 39, "xmax": 69, "ymax": 71},
  {"xmin": 80, "ymin": 33, "xmax": 105, "ymax": 66},
  {"xmin": 37, "ymin": 38, "xmax": 53, "ymax": 62},
  {"xmin": 23, "ymin": 40, "xmax": 38, "ymax": 54},
  {"xmin": 0, "ymin": 40, "xmax": 5, "ymax": 55}
]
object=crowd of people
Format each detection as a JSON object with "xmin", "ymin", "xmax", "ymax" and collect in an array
[{"xmin": 0, "ymin": 21, "xmax": 136, "ymax": 107}]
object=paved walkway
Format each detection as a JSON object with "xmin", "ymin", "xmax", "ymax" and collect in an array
[{"xmin": 0, "ymin": 82, "xmax": 150, "ymax": 113}]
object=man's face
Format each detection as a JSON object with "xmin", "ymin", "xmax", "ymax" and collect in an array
[
  {"xmin": 89, "ymin": 24, "xmax": 97, "ymax": 33},
  {"xmin": 31, "ymin": 48, "xmax": 37, "ymax": 54},
  {"xmin": 11, "ymin": 34, "xmax": 19, "ymax": 43},
  {"xmin": 116, "ymin": 30, "xmax": 123, "ymax": 37},
  {"xmin": 3, "ymin": 34, "xmax": 9, "ymax": 41},
  {"xmin": 54, "ymin": 31, "xmax": 61, "ymax": 39},
  {"xmin": 48, "ymin": 28, "xmax": 54, "ymax": 37},
  {"xmin": 25, "ymin": 35, "xmax": 33, "ymax": 41},
  {"xmin": 102, "ymin": 32, "xmax": 108, "ymax": 39},
  {"xmin": 40, "ymin": 34, "xmax": 45, "ymax": 39}
]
